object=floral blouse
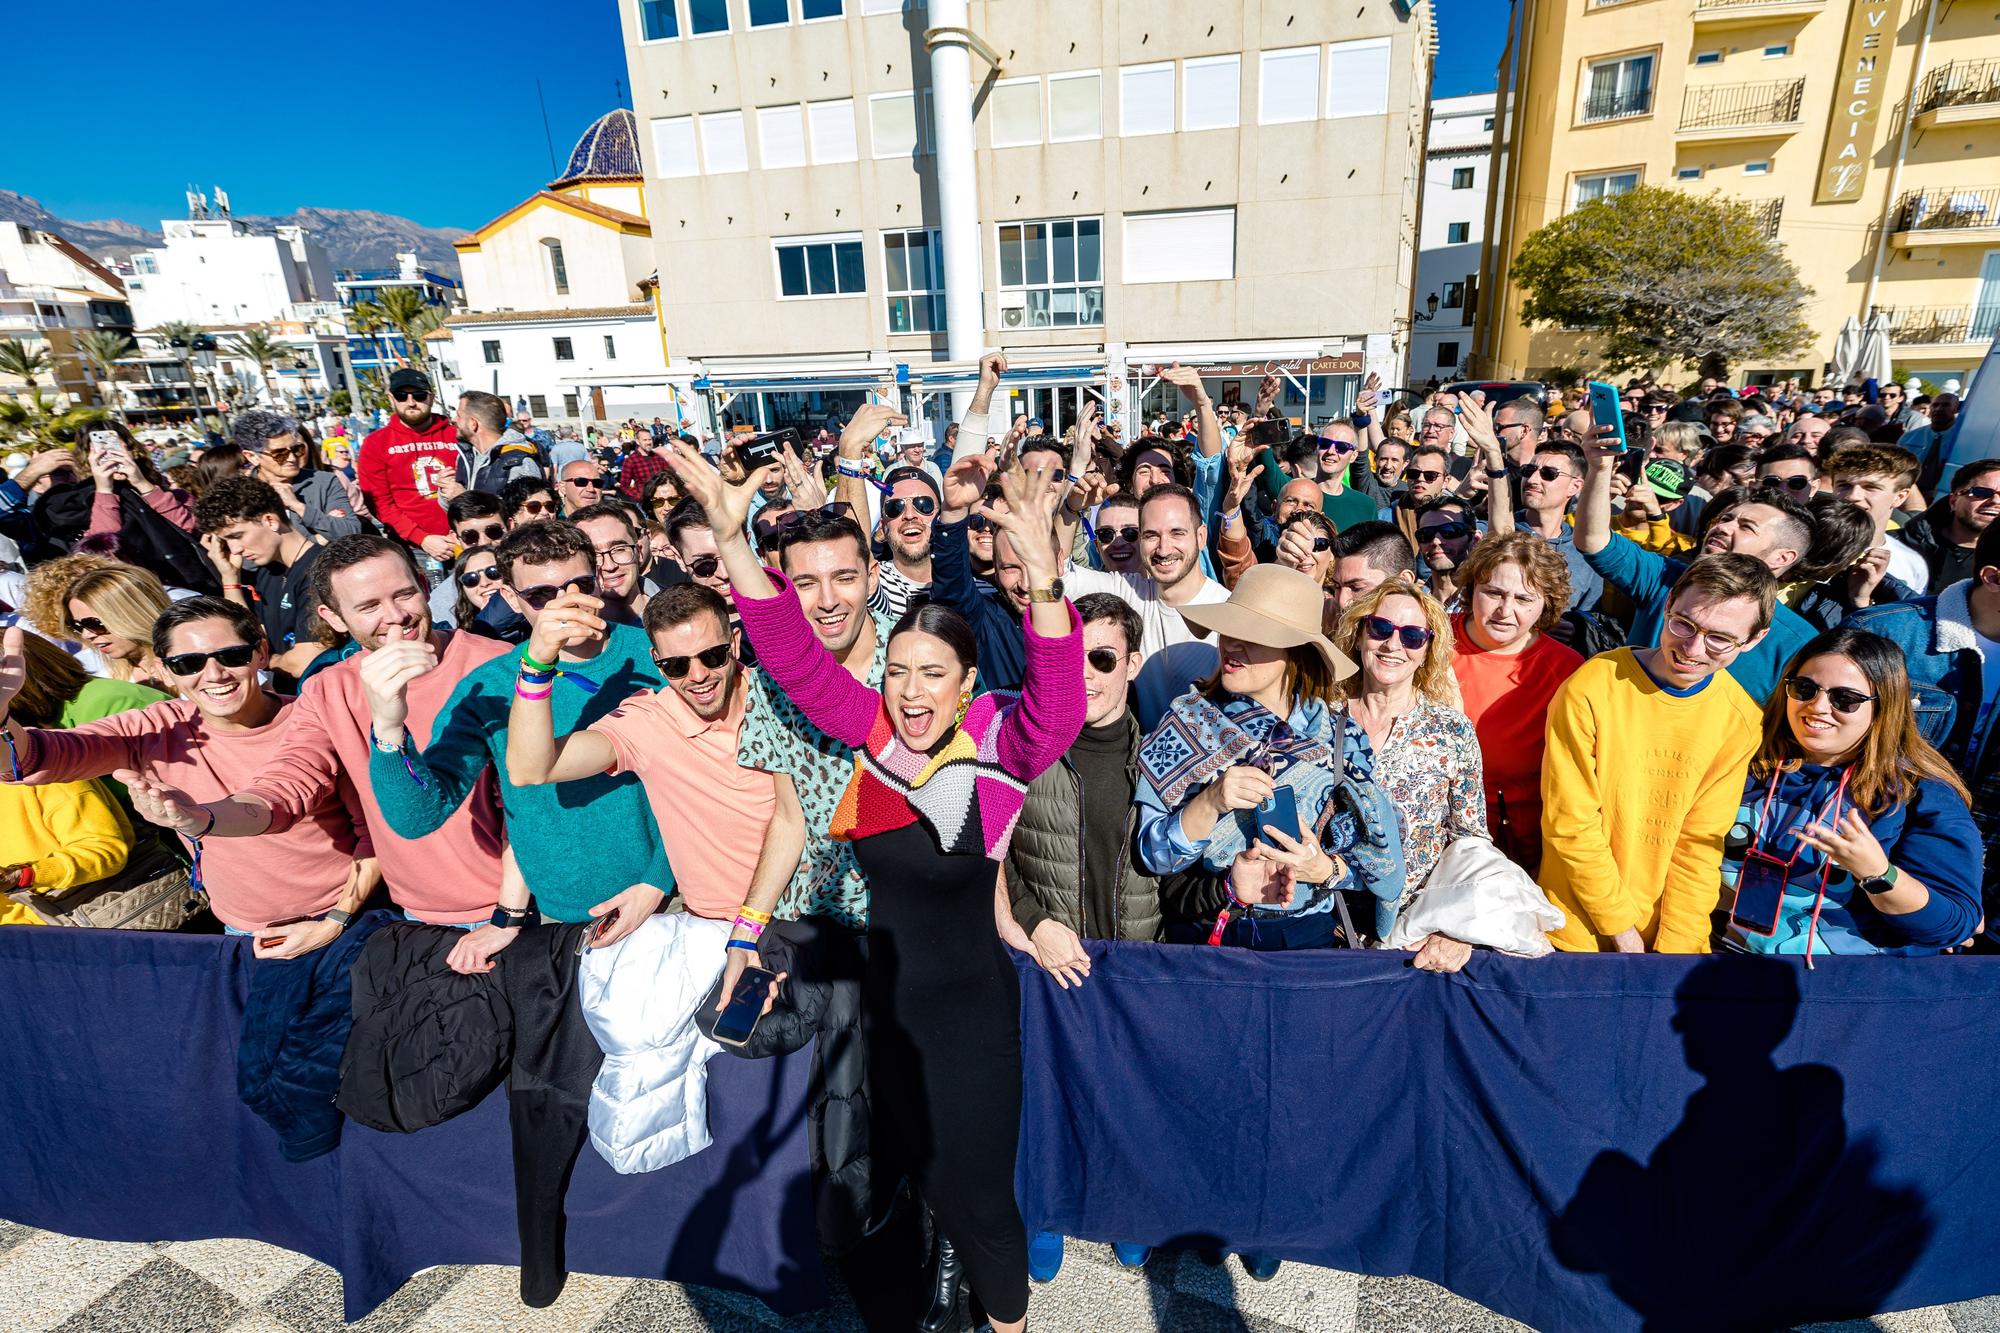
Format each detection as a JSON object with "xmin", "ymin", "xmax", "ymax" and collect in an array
[{"xmin": 1364, "ymin": 695, "xmax": 1488, "ymax": 904}]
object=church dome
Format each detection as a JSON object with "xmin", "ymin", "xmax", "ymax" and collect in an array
[{"xmin": 551, "ymin": 108, "xmax": 642, "ymax": 188}]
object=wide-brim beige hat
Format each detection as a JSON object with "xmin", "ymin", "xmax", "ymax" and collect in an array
[{"xmin": 1177, "ymin": 564, "xmax": 1357, "ymax": 683}]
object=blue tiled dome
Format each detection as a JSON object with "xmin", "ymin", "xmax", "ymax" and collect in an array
[{"xmin": 552, "ymin": 108, "xmax": 642, "ymax": 187}]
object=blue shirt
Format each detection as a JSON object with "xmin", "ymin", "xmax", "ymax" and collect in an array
[{"xmin": 1514, "ymin": 510, "xmax": 1603, "ymax": 614}]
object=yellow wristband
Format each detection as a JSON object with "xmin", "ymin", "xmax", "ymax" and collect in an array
[{"xmin": 736, "ymin": 904, "xmax": 774, "ymax": 924}]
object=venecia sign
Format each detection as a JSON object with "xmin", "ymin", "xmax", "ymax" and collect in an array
[{"xmin": 1815, "ymin": 0, "xmax": 1891, "ymax": 204}]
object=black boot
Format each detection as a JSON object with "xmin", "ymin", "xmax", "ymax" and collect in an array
[{"xmin": 918, "ymin": 1233, "xmax": 965, "ymax": 1333}]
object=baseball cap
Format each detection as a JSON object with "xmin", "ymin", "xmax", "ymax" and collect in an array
[
  {"xmin": 387, "ymin": 367, "xmax": 432, "ymax": 396},
  {"xmin": 1643, "ymin": 457, "xmax": 1694, "ymax": 502},
  {"xmin": 881, "ymin": 464, "xmax": 941, "ymax": 500},
  {"xmin": 1027, "ymin": 417, "xmax": 1044, "ymax": 428}
]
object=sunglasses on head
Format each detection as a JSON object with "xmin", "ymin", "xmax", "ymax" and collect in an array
[
  {"xmin": 882, "ymin": 495, "xmax": 937, "ymax": 519},
  {"xmin": 685, "ymin": 554, "xmax": 722, "ymax": 579},
  {"xmin": 391, "ymin": 388, "xmax": 431, "ymax": 402},
  {"xmin": 1419, "ymin": 521, "xmax": 1472, "ymax": 542},
  {"xmin": 1411, "ymin": 468, "xmax": 1446, "ymax": 484},
  {"xmin": 1085, "ymin": 647, "xmax": 1125, "ymax": 674},
  {"xmin": 1784, "ymin": 675, "xmax": 1876, "ymax": 715},
  {"xmin": 1361, "ymin": 617, "xmax": 1435, "ymax": 650},
  {"xmin": 516, "ymin": 573, "xmax": 596, "ymax": 609},
  {"xmin": 654, "ymin": 643, "xmax": 732, "ymax": 679},
  {"xmin": 458, "ymin": 565, "xmax": 503, "ymax": 588},
  {"xmin": 457, "ymin": 523, "xmax": 505, "ymax": 544},
  {"xmin": 1759, "ymin": 474, "xmax": 1812, "ymax": 493},
  {"xmin": 163, "ymin": 643, "xmax": 258, "ymax": 676}
]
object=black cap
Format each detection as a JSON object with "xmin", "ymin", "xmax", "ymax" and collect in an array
[
  {"xmin": 881, "ymin": 464, "xmax": 941, "ymax": 500},
  {"xmin": 388, "ymin": 367, "xmax": 432, "ymax": 395}
]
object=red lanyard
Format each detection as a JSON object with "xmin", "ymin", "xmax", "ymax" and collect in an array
[{"xmin": 1747, "ymin": 766, "xmax": 1852, "ymax": 964}]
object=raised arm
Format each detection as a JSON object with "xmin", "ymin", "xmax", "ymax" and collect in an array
[
  {"xmin": 505, "ymin": 595, "xmax": 620, "ymax": 785},
  {"xmin": 834, "ymin": 402, "xmax": 904, "ymax": 520},
  {"xmin": 1460, "ymin": 393, "xmax": 1514, "ymax": 536},
  {"xmin": 1160, "ymin": 363, "xmax": 1221, "ymax": 458},
  {"xmin": 982, "ymin": 466, "xmax": 1086, "ymax": 781},
  {"xmin": 952, "ymin": 352, "xmax": 1007, "ymax": 465}
]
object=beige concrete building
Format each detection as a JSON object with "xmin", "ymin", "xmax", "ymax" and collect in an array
[
  {"xmin": 617, "ymin": 0, "xmax": 1436, "ymax": 435},
  {"xmin": 1474, "ymin": 0, "xmax": 2000, "ymax": 388}
]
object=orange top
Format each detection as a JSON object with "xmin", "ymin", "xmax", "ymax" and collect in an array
[{"xmin": 1448, "ymin": 615, "xmax": 1584, "ymax": 872}]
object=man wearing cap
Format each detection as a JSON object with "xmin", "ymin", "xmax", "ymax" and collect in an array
[
  {"xmin": 358, "ymin": 369, "xmax": 460, "ymax": 562},
  {"xmin": 867, "ymin": 465, "xmax": 937, "ymax": 621}
]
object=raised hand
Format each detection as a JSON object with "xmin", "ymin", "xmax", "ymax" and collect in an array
[
  {"xmin": 1222, "ymin": 446, "xmax": 1263, "ymax": 514},
  {"xmin": 664, "ymin": 436, "xmax": 775, "ymax": 538},
  {"xmin": 838, "ymin": 403, "xmax": 906, "ymax": 460},
  {"xmin": 1459, "ymin": 391, "xmax": 1501, "ymax": 466},
  {"xmin": 782, "ymin": 445, "xmax": 829, "ymax": 509},
  {"xmin": 940, "ymin": 453, "xmax": 992, "ymax": 518},
  {"xmin": 1255, "ymin": 372, "xmax": 1282, "ymax": 417},
  {"xmin": 984, "ymin": 463, "xmax": 1064, "ymax": 584},
  {"xmin": 525, "ymin": 591, "xmax": 606, "ymax": 665},
  {"xmin": 1276, "ymin": 522, "xmax": 1325, "ymax": 575},
  {"xmin": 1159, "ymin": 362, "xmax": 1207, "ymax": 399},
  {"xmin": 977, "ymin": 351, "xmax": 1008, "ymax": 391},
  {"xmin": 1356, "ymin": 371, "xmax": 1381, "ymax": 416},
  {"xmin": 359, "ymin": 631, "xmax": 438, "ymax": 740}
]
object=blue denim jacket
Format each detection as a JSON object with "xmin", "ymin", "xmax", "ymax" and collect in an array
[{"xmin": 1846, "ymin": 581, "xmax": 1986, "ymax": 765}]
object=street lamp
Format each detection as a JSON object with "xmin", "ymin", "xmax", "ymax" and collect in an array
[{"xmin": 1413, "ymin": 292, "xmax": 1442, "ymax": 323}]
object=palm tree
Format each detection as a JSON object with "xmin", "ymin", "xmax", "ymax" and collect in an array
[
  {"xmin": 375, "ymin": 286, "xmax": 432, "ymax": 361},
  {"xmin": 406, "ymin": 304, "xmax": 449, "ymax": 389},
  {"xmin": 149, "ymin": 321, "xmax": 207, "ymax": 424},
  {"xmin": 350, "ymin": 300, "xmax": 395, "ymax": 386},
  {"xmin": 222, "ymin": 329, "xmax": 291, "ymax": 405},
  {"xmin": 0, "ymin": 396, "xmax": 107, "ymax": 449},
  {"xmin": 73, "ymin": 329, "xmax": 137, "ymax": 421},
  {"xmin": 0, "ymin": 338, "xmax": 53, "ymax": 393}
]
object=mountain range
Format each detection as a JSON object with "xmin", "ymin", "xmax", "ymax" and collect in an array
[{"xmin": 0, "ymin": 190, "xmax": 468, "ymax": 278}]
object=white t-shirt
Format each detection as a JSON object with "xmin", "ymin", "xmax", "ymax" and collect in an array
[
  {"xmin": 1063, "ymin": 566, "xmax": 1230, "ymax": 662},
  {"xmin": 1881, "ymin": 534, "xmax": 1929, "ymax": 594}
]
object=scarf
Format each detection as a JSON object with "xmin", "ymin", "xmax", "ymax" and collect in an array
[{"xmin": 828, "ymin": 691, "xmax": 1028, "ymax": 859}]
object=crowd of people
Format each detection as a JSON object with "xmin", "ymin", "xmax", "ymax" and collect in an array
[{"xmin": 0, "ymin": 352, "xmax": 1993, "ymax": 1331}]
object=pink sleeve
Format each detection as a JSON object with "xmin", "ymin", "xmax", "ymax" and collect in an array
[
  {"xmin": 733, "ymin": 569, "xmax": 881, "ymax": 749},
  {"xmin": 991, "ymin": 601, "xmax": 1086, "ymax": 784},
  {"xmin": 8, "ymin": 705, "xmax": 161, "ymax": 784},
  {"xmin": 143, "ymin": 487, "xmax": 197, "ymax": 533},
  {"xmin": 238, "ymin": 685, "xmax": 339, "ymax": 831},
  {"xmin": 83, "ymin": 490, "xmax": 124, "ymax": 541}
]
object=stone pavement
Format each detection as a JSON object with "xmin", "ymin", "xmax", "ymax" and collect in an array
[{"xmin": 1, "ymin": 1220, "xmax": 1990, "ymax": 1332}]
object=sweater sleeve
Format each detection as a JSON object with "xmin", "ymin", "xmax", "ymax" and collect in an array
[
  {"xmin": 928, "ymin": 515, "xmax": 1020, "ymax": 674},
  {"xmin": 368, "ymin": 669, "xmax": 493, "ymax": 837},
  {"xmin": 952, "ymin": 407, "xmax": 993, "ymax": 464},
  {"xmin": 1583, "ymin": 532, "xmax": 1677, "ymax": 612},
  {"xmin": 1539, "ymin": 674, "xmax": 1640, "ymax": 937},
  {"xmin": 83, "ymin": 490, "xmax": 124, "ymax": 541},
  {"xmin": 1653, "ymin": 708, "xmax": 1757, "ymax": 953},
  {"xmin": 1216, "ymin": 518, "xmax": 1257, "ymax": 588},
  {"xmin": 732, "ymin": 570, "xmax": 880, "ymax": 750},
  {"xmin": 991, "ymin": 600, "xmax": 1086, "ymax": 785},
  {"xmin": 6, "ymin": 703, "xmax": 165, "ymax": 785},
  {"xmin": 143, "ymin": 487, "xmax": 197, "ymax": 533},
  {"xmin": 1872, "ymin": 778, "xmax": 1984, "ymax": 949},
  {"xmin": 21, "ymin": 780, "xmax": 131, "ymax": 890},
  {"xmin": 239, "ymin": 681, "xmax": 340, "ymax": 832}
]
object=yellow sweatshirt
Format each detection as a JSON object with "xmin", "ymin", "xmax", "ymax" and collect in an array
[
  {"xmin": 1538, "ymin": 648, "xmax": 1762, "ymax": 954},
  {"xmin": 0, "ymin": 779, "xmax": 132, "ymax": 927}
]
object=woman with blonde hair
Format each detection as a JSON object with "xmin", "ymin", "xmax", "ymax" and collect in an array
[
  {"xmin": 63, "ymin": 564, "xmax": 173, "ymax": 690},
  {"xmin": 1332, "ymin": 578, "xmax": 1486, "ymax": 913}
]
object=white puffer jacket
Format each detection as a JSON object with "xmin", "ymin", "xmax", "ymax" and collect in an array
[{"xmin": 578, "ymin": 913, "xmax": 730, "ymax": 1175}]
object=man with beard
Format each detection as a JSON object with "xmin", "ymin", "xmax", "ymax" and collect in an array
[
  {"xmin": 1066, "ymin": 484, "xmax": 1229, "ymax": 661},
  {"xmin": 1091, "ymin": 491, "xmax": 1142, "ymax": 574},
  {"xmin": 1380, "ymin": 443, "xmax": 1452, "ymax": 548},
  {"xmin": 451, "ymin": 390, "xmax": 544, "ymax": 498},
  {"xmin": 357, "ymin": 368, "xmax": 460, "ymax": 564},
  {"xmin": 1414, "ymin": 497, "xmax": 1477, "ymax": 606},
  {"xmin": 868, "ymin": 466, "xmax": 937, "ymax": 619}
]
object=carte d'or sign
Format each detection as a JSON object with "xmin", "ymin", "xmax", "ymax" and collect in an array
[{"xmin": 1816, "ymin": 0, "xmax": 1891, "ymax": 204}]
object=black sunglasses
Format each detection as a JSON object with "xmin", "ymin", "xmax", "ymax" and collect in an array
[
  {"xmin": 1084, "ymin": 647, "xmax": 1127, "ymax": 674},
  {"xmin": 1759, "ymin": 475, "xmax": 1813, "ymax": 493},
  {"xmin": 391, "ymin": 388, "xmax": 431, "ymax": 402},
  {"xmin": 685, "ymin": 554, "xmax": 722, "ymax": 579},
  {"xmin": 457, "ymin": 523, "xmax": 505, "ymax": 545},
  {"xmin": 1361, "ymin": 617, "xmax": 1435, "ymax": 650},
  {"xmin": 515, "ymin": 499, "xmax": 557, "ymax": 516},
  {"xmin": 1410, "ymin": 468, "xmax": 1446, "ymax": 484},
  {"xmin": 1419, "ymin": 521, "xmax": 1472, "ymax": 542},
  {"xmin": 163, "ymin": 643, "xmax": 258, "ymax": 675},
  {"xmin": 1784, "ymin": 675, "xmax": 1876, "ymax": 715},
  {"xmin": 654, "ymin": 643, "xmax": 732, "ymax": 679},
  {"xmin": 1098, "ymin": 525, "xmax": 1140, "ymax": 544},
  {"xmin": 458, "ymin": 565, "xmax": 503, "ymax": 588},
  {"xmin": 1519, "ymin": 464, "xmax": 1570, "ymax": 482},
  {"xmin": 564, "ymin": 476, "xmax": 604, "ymax": 490},
  {"xmin": 516, "ymin": 573, "xmax": 596, "ymax": 609},
  {"xmin": 966, "ymin": 514, "xmax": 993, "ymax": 532},
  {"xmin": 882, "ymin": 495, "xmax": 937, "ymax": 519},
  {"xmin": 68, "ymin": 615, "xmax": 108, "ymax": 635},
  {"xmin": 1959, "ymin": 485, "xmax": 1999, "ymax": 502}
]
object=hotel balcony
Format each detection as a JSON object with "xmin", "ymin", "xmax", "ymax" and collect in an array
[
  {"xmin": 1690, "ymin": 0, "xmax": 1826, "ymax": 28},
  {"xmin": 1914, "ymin": 59, "xmax": 2000, "ymax": 130},
  {"xmin": 1890, "ymin": 185, "xmax": 2000, "ymax": 248},
  {"xmin": 1676, "ymin": 78, "xmax": 1806, "ymax": 141},
  {"xmin": 1880, "ymin": 304, "xmax": 2000, "ymax": 349}
]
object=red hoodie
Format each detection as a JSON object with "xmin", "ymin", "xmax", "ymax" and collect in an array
[{"xmin": 358, "ymin": 414, "xmax": 459, "ymax": 544}]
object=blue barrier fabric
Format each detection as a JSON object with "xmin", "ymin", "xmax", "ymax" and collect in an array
[
  {"xmin": 1014, "ymin": 941, "xmax": 2000, "ymax": 1333},
  {"xmin": 0, "ymin": 926, "xmax": 826, "ymax": 1323}
]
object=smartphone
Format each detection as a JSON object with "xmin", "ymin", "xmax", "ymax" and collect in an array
[
  {"xmin": 88, "ymin": 430, "xmax": 120, "ymax": 452},
  {"xmin": 1728, "ymin": 851, "xmax": 1790, "ymax": 937},
  {"xmin": 1587, "ymin": 381, "xmax": 1629, "ymax": 452},
  {"xmin": 1253, "ymin": 785, "xmax": 1303, "ymax": 848},
  {"xmin": 587, "ymin": 908, "xmax": 620, "ymax": 947},
  {"xmin": 734, "ymin": 428, "xmax": 800, "ymax": 473},
  {"xmin": 713, "ymin": 965, "xmax": 779, "ymax": 1047}
]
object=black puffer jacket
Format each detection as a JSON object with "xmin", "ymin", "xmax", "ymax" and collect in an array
[{"xmin": 695, "ymin": 917, "xmax": 881, "ymax": 1255}]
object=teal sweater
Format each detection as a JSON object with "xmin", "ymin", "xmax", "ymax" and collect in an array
[{"xmin": 368, "ymin": 623, "xmax": 673, "ymax": 921}]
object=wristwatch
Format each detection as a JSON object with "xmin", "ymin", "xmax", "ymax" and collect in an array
[
  {"xmin": 1485, "ymin": 466, "xmax": 1511, "ymax": 479},
  {"xmin": 324, "ymin": 908, "xmax": 355, "ymax": 929},
  {"xmin": 1855, "ymin": 865, "xmax": 1899, "ymax": 896},
  {"xmin": 491, "ymin": 900, "xmax": 541, "ymax": 930},
  {"xmin": 1027, "ymin": 579, "xmax": 1066, "ymax": 604}
]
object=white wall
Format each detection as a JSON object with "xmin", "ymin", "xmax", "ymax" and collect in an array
[
  {"xmin": 458, "ymin": 200, "xmax": 649, "ymax": 312},
  {"xmin": 1412, "ymin": 92, "xmax": 1495, "ymax": 382},
  {"xmin": 126, "ymin": 220, "xmax": 320, "ymax": 328},
  {"xmin": 445, "ymin": 313, "xmax": 669, "ymax": 420}
]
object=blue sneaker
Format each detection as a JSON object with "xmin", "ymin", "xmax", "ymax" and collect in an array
[
  {"xmin": 1028, "ymin": 1230, "xmax": 1065, "ymax": 1282},
  {"xmin": 1112, "ymin": 1242, "xmax": 1152, "ymax": 1268},
  {"xmin": 1239, "ymin": 1253, "xmax": 1281, "ymax": 1282}
]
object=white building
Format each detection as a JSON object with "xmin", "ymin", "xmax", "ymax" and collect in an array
[
  {"xmin": 439, "ymin": 109, "xmax": 684, "ymax": 424},
  {"xmin": 123, "ymin": 204, "xmax": 338, "ymax": 331},
  {"xmin": 0, "ymin": 221, "xmax": 135, "ymax": 408},
  {"xmin": 1411, "ymin": 91, "xmax": 1496, "ymax": 385}
]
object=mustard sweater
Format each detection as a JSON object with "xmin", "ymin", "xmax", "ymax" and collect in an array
[
  {"xmin": 0, "ymin": 780, "xmax": 133, "ymax": 927},
  {"xmin": 1538, "ymin": 648, "xmax": 1762, "ymax": 953}
]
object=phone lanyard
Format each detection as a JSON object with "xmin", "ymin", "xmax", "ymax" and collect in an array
[{"xmin": 1747, "ymin": 766, "xmax": 1851, "ymax": 967}]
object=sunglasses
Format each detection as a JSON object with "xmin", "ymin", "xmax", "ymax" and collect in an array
[
  {"xmin": 391, "ymin": 388, "xmax": 431, "ymax": 402},
  {"xmin": 261, "ymin": 445, "xmax": 305, "ymax": 464},
  {"xmin": 1097, "ymin": 524, "xmax": 1140, "ymax": 545},
  {"xmin": 654, "ymin": 643, "xmax": 732, "ymax": 679},
  {"xmin": 1418, "ymin": 521, "xmax": 1472, "ymax": 542},
  {"xmin": 1318, "ymin": 438, "xmax": 1357, "ymax": 455},
  {"xmin": 1784, "ymin": 675, "xmax": 1876, "ymax": 714},
  {"xmin": 516, "ymin": 499, "xmax": 557, "ymax": 516},
  {"xmin": 1361, "ymin": 617, "xmax": 1435, "ymax": 650},
  {"xmin": 882, "ymin": 495, "xmax": 937, "ymax": 519},
  {"xmin": 564, "ymin": 476, "xmax": 604, "ymax": 490},
  {"xmin": 163, "ymin": 643, "xmax": 257, "ymax": 675},
  {"xmin": 457, "ymin": 523, "xmax": 506, "ymax": 545},
  {"xmin": 68, "ymin": 615, "xmax": 108, "ymax": 635},
  {"xmin": 1758, "ymin": 475, "xmax": 1813, "ymax": 493},
  {"xmin": 1959, "ymin": 485, "xmax": 1999, "ymax": 502},
  {"xmin": 685, "ymin": 554, "xmax": 722, "ymax": 579},
  {"xmin": 1410, "ymin": 468, "xmax": 1446, "ymax": 484},
  {"xmin": 1520, "ymin": 464, "xmax": 1571, "ymax": 482},
  {"xmin": 966, "ymin": 514, "xmax": 993, "ymax": 532},
  {"xmin": 516, "ymin": 573, "xmax": 596, "ymax": 609},
  {"xmin": 458, "ymin": 565, "xmax": 503, "ymax": 588},
  {"xmin": 1644, "ymin": 403, "xmax": 1669, "ymax": 414},
  {"xmin": 1085, "ymin": 647, "xmax": 1125, "ymax": 674}
]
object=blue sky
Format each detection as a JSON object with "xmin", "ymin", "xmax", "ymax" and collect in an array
[{"xmin": 10, "ymin": 0, "xmax": 1505, "ymax": 233}]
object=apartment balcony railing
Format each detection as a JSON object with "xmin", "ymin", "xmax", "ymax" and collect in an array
[
  {"xmin": 1580, "ymin": 87, "xmax": 1654, "ymax": 124},
  {"xmin": 1678, "ymin": 78, "xmax": 1806, "ymax": 133},
  {"xmin": 1915, "ymin": 58, "xmax": 2000, "ymax": 118},
  {"xmin": 1880, "ymin": 304, "xmax": 2000, "ymax": 345},
  {"xmin": 1750, "ymin": 198, "xmax": 1784, "ymax": 238},
  {"xmin": 1892, "ymin": 185, "xmax": 2000, "ymax": 234}
]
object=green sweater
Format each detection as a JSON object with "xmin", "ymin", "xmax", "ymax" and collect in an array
[
  {"xmin": 368, "ymin": 623, "xmax": 674, "ymax": 922},
  {"xmin": 60, "ymin": 676, "xmax": 169, "ymax": 728},
  {"xmin": 1255, "ymin": 446, "xmax": 1377, "ymax": 532}
]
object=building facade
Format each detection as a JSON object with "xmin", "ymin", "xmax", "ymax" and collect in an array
[
  {"xmin": 618, "ymin": 0, "xmax": 1435, "ymax": 435},
  {"xmin": 1474, "ymin": 0, "xmax": 2000, "ymax": 388},
  {"xmin": 0, "ymin": 222, "xmax": 134, "ymax": 408},
  {"xmin": 1411, "ymin": 91, "xmax": 1496, "ymax": 384},
  {"xmin": 123, "ymin": 208, "xmax": 337, "ymax": 331}
]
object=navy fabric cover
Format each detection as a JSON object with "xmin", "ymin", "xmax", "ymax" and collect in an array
[
  {"xmin": 0, "ymin": 926, "xmax": 825, "ymax": 1322},
  {"xmin": 1014, "ymin": 942, "xmax": 2000, "ymax": 1333}
]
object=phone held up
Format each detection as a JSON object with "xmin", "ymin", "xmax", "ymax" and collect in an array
[
  {"xmin": 713, "ymin": 965, "xmax": 779, "ymax": 1047},
  {"xmin": 1586, "ymin": 381, "xmax": 1629, "ymax": 453},
  {"xmin": 733, "ymin": 428, "xmax": 801, "ymax": 474}
]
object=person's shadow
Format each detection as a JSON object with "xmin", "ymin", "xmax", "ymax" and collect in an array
[{"xmin": 1552, "ymin": 957, "xmax": 1932, "ymax": 1333}]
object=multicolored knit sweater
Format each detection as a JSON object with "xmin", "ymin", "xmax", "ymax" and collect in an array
[{"xmin": 733, "ymin": 569, "xmax": 1085, "ymax": 862}]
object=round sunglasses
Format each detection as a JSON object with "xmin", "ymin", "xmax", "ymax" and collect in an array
[
  {"xmin": 883, "ymin": 495, "xmax": 937, "ymax": 519},
  {"xmin": 458, "ymin": 565, "xmax": 503, "ymax": 589}
]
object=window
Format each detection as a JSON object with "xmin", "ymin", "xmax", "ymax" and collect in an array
[
  {"xmin": 563, "ymin": 393, "xmax": 580, "ymax": 418},
  {"xmin": 1122, "ymin": 208, "xmax": 1235, "ymax": 284},
  {"xmin": 604, "ymin": 335, "xmax": 618, "ymax": 359},
  {"xmin": 774, "ymin": 234, "xmax": 866, "ymax": 297},
  {"xmin": 1573, "ymin": 169, "xmax": 1641, "ymax": 206},
  {"xmin": 1675, "ymin": 165, "xmax": 1704, "ymax": 180},
  {"xmin": 997, "ymin": 216, "xmax": 1103, "ymax": 327},
  {"xmin": 1121, "ymin": 63, "xmax": 1175, "ymax": 136},
  {"xmin": 700, "ymin": 111, "xmax": 747, "ymax": 173},
  {"xmin": 758, "ymin": 104, "xmax": 806, "ymax": 168},
  {"xmin": 528, "ymin": 395, "xmax": 548, "ymax": 418},
  {"xmin": 1436, "ymin": 341, "xmax": 1460, "ymax": 369},
  {"xmin": 750, "ymin": 0, "xmax": 788, "ymax": 24},
  {"xmin": 801, "ymin": 0, "xmax": 841, "ymax": 17},
  {"xmin": 651, "ymin": 115, "xmax": 699, "ymax": 177},
  {"xmin": 1183, "ymin": 55, "xmax": 1241, "ymax": 131},
  {"xmin": 1440, "ymin": 280, "xmax": 1465, "ymax": 309},
  {"xmin": 553, "ymin": 337, "xmax": 575, "ymax": 361},
  {"xmin": 1325, "ymin": 37, "xmax": 1391, "ymax": 119},
  {"xmin": 1049, "ymin": 71, "xmax": 1102, "ymax": 141},
  {"xmin": 639, "ymin": 0, "xmax": 678, "ymax": 40},
  {"xmin": 482, "ymin": 340, "xmax": 502, "ymax": 364},
  {"xmin": 1744, "ymin": 160, "xmax": 1770, "ymax": 176},
  {"xmin": 542, "ymin": 239, "xmax": 569, "ymax": 296},
  {"xmin": 1694, "ymin": 51, "xmax": 1722, "ymax": 66},
  {"xmin": 1451, "ymin": 167, "xmax": 1474, "ymax": 189},
  {"xmin": 991, "ymin": 77, "xmax": 1043, "ymax": 147},
  {"xmin": 1483, "ymin": 116, "xmax": 1494, "ymax": 130},
  {"xmin": 1581, "ymin": 53, "xmax": 1655, "ymax": 122},
  {"xmin": 1446, "ymin": 221, "xmax": 1470, "ymax": 243},
  {"xmin": 870, "ymin": 92, "xmax": 918, "ymax": 157},
  {"xmin": 1763, "ymin": 44, "xmax": 1790, "ymax": 58},
  {"xmin": 688, "ymin": 0, "xmax": 729, "ymax": 34},
  {"xmin": 883, "ymin": 229, "xmax": 946, "ymax": 333},
  {"xmin": 1259, "ymin": 47, "xmax": 1320, "ymax": 124},
  {"xmin": 808, "ymin": 99, "xmax": 857, "ymax": 162}
]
